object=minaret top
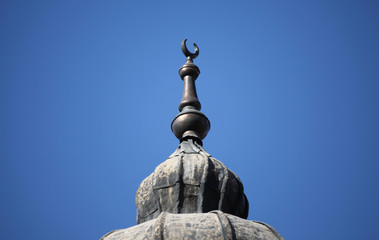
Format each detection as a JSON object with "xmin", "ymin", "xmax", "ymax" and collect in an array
[
  {"xmin": 102, "ymin": 39, "xmax": 284, "ymax": 240},
  {"xmin": 171, "ymin": 39, "xmax": 210, "ymax": 144}
]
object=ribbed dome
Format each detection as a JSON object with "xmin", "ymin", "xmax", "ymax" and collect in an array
[
  {"xmin": 102, "ymin": 211, "xmax": 284, "ymax": 240},
  {"xmin": 101, "ymin": 40, "xmax": 284, "ymax": 240},
  {"xmin": 136, "ymin": 138, "xmax": 249, "ymax": 224}
]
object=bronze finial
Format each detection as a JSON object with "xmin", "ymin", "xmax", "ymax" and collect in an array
[
  {"xmin": 181, "ymin": 39, "xmax": 199, "ymax": 61},
  {"xmin": 178, "ymin": 39, "xmax": 201, "ymax": 111},
  {"xmin": 171, "ymin": 39, "xmax": 210, "ymax": 143}
]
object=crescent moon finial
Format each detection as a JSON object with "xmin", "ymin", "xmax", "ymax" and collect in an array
[{"xmin": 181, "ymin": 39, "xmax": 199, "ymax": 60}]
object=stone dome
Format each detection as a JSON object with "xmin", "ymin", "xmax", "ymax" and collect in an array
[
  {"xmin": 101, "ymin": 211, "xmax": 284, "ymax": 240},
  {"xmin": 100, "ymin": 40, "xmax": 284, "ymax": 240},
  {"xmin": 136, "ymin": 138, "xmax": 249, "ymax": 224}
]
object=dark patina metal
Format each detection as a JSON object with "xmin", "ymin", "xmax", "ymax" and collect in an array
[
  {"xmin": 181, "ymin": 39, "xmax": 199, "ymax": 60},
  {"xmin": 101, "ymin": 39, "xmax": 285, "ymax": 240},
  {"xmin": 171, "ymin": 39, "xmax": 211, "ymax": 142}
]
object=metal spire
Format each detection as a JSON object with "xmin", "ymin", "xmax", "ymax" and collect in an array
[{"xmin": 171, "ymin": 39, "xmax": 210, "ymax": 144}]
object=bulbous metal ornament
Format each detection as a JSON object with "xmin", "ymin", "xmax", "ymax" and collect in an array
[{"xmin": 171, "ymin": 39, "xmax": 210, "ymax": 142}]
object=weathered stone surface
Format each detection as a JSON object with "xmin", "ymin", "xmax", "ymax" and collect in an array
[
  {"xmin": 101, "ymin": 211, "xmax": 284, "ymax": 240},
  {"xmin": 101, "ymin": 40, "xmax": 285, "ymax": 239},
  {"xmin": 136, "ymin": 139, "xmax": 249, "ymax": 224},
  {"xmin": 102, "ymin": 139, "xmax": 285, "ymax": 239}
]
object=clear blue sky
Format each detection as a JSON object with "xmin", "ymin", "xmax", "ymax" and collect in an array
[{"xmin": 1, "ymin": 1, "xmax": 378, "ymax": 239}]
